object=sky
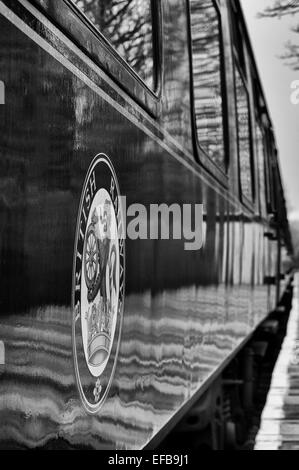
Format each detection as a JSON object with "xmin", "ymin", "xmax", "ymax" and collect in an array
[{"xmin": 241, "ymin": 0, "xmax": 299, "ymax": 221}]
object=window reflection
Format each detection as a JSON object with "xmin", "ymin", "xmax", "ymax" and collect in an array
[
  {"xmin": 190, "ymin": 0, "xmax": 225, "ymax": 169},
  {"xmin": 235, "ymin": 67, "xmax": 252, "ymax": 201},
  {"xmin": 256, "ymin": 124, "xmax": 267, "ymax": 216},
  {"xmin": 71, "ymin": 0, "xmax": 154, "ymax": 88}
]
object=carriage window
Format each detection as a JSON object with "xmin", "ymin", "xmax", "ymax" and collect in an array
[
  {"xmin": 235, "ymin": 66, "xmax": 253, "ymax": 202},
  {"xmin": 231, "ymin": 3, "xmax": 246, "ymax": 74},
  {"xmin": 263, "ymin": 130, "xmax": 273, "ymax": 212},
  {"xmin": 256, "ymin": 124, "xmax": 267, "ymax": 217},
  {"xmin": 266, "ymin": 135, "xmax": 277, "ymax": 213},
  {"xmin": 71, "ymin": 0, "xmax": 154, "ymax": 89},
  {"xmin": 190, "ymin": 0, "xmax": 225, "ymax": 170}
]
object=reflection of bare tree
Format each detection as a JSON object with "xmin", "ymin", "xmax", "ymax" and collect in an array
[
  {"xmin": 190, "ymin": 0, "xmax": 225, "ymax": 169},
  {"xmin": 235, "ymin": 68, "xmax": 252, "ymax": 201},
  {"xmin": 256, "ymin": 124, "xmax": 267, "ymax": 216},
  {"xmin": 259, "ymin": 1, "xmax": 299, "ymax": 70},
  {"xmin": 72, "ymin": 0, "xmax": 153, "ymax": 86}
]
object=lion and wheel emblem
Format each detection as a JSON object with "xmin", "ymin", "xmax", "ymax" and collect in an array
[
  {"xmin": 84, "ymin": 224, "xmax": 99, "ymax": 290},
  {"xmin": 83, "ymin": 201, "xmax": 117, "ymax": 306}
]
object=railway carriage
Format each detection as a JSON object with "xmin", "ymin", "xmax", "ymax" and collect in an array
[{"xmin": 0, "ymin": 0, "xmax": 293, "ymax": 449}]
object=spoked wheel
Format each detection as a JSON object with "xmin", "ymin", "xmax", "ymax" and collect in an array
[{"xmin": 83, "ymin": 225, "xmax": 99, "ymax": 289}]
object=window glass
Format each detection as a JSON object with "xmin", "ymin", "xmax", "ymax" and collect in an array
[
  {"xmin": 263, "ymin": 130, "xmax": 275, "ymax": 213},
  {"xmin": 231, "ymin": 6, "xmax": 245, "ymax": 73},
  {"xmin": 71, "ymin": 0, "xmax": 154, "ymax": 88},
  {"xmin": 190, "ymin": 0, "xmax": 225, "ymax": 169},
  {"xmin": 235, "ymin": 67, "xmax": 252, "ymax": 201},
  {"xmin": 256, "ymin": 124, "xmax": 267, "ymax": 216},
  {"xmin": 269, "ymin": 140, "xmax": 278, "ymax": 213}
]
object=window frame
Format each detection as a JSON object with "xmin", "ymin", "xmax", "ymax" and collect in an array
[
  {"xmin": 234, "ymin": 61, "xmax": 255, "ymax": 208},
  {"xmin": 30, "ymin": 0, "xmax": 162, "ymax": 117},
  {"xmin": 188, "ymin": 0, "xmax": 229, "ymax": 187},
  {"xmin": 230, "ymin": 3, "xmax": 255, "ymax": 210},
  {"xmin": 265, "ymin": 131, "xmax": 278, "ymax": 215},
  {"xmin": 255, "ymin": 117, "xmax": 268, "ymax": 219},
  {"xmin": 251, "ymin": 73, "xmax": 270, "ymax": 220}
]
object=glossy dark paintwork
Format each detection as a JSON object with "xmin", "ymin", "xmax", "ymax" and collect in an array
[{"xmin": 0, "ymin": 0, "xmax": 292, "ymax": 449}]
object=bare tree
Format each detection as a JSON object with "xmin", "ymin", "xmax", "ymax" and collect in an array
[{"xmin": 258, "ymin": 0, "xmax": 299, "ymax": 70}]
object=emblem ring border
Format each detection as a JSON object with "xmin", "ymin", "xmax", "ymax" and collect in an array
[{"xmin": 72, "ymin": 153, "xmax": 125, "ymax": 415}]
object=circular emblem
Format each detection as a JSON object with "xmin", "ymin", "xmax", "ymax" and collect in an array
[{"xmin": 72, "ymin": 154, "xmax": 125, "ymax": 413}]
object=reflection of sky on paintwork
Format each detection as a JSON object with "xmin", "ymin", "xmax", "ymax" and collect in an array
[{"xmin": 241, "ymin": 0, "xmax": 299, "ymax": 219}]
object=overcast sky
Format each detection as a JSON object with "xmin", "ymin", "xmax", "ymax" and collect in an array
[{"xmin": 240, "ymin": 0, "xmax": 299, "ymax": 220}]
